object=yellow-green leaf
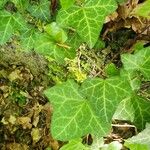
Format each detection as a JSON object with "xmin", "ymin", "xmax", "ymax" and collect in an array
[
  {"xmin": 34, "ymin": 33, "xmax": 75, "ymax": 63},
  {"xmin": 44, "ymin": 22, "xmax": 68, "ymax": 43},
  {"xmin": 60, "ymin": 0, "xmax": 75, "ymax": 9},
  {"xmin": 131, "ymin": 0, "xmax": 150, "ymax": 19}
]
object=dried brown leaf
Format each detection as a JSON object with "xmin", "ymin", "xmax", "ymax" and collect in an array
[{"xmin": 17, "ymin": 117, "xmax": 32, "ymax": 129}]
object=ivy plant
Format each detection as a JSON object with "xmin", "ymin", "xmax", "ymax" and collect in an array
[
  {"xmin": 44, "ymin": 77, "xmax": 132, "ymax": 140},
  {"xmin": 0, "ymin": 0, "xmax": 150, "ymax": 149},
  {"xmin": 44, "ymin": 46, "xmax": 150, "ymax": 141}
]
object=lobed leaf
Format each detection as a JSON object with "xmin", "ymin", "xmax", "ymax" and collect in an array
[
  {"xmin": 57, "ymin": 0, "xmax": 117, "ymax": 48},
  {"xmin": 44, "ymin": 80, "xmax": 110, "ymax": 140},
  {"xmin": 122, "ymin": 47, "xmax": 150, "ymax": 80},
  {"xmin": 44, "ymin": 77, "xmax": 132, "ymax": 141}
]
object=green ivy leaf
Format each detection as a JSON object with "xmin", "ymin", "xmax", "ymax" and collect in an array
[
  {"xmin": 20, "ymin": 27, "xmax": 39, "ymax": 51},
  {"xmin": 27, "ymin": 0, "xmax": 50, "ymax": 21},
  {"xmin": 57, "ymin": 0, "xmax": 117, "ymax": 48},
  {"xmin": 120, "ymin": 69, "xmax": 141, "ymax": 91},
  {"xmin": 125, "ymin": 123, "xmax": 150, "ymax": 150},
  {"xmin": 81, "ymin": 77, "xmax": 132, "ymax": 123},
  {"xmin": 132, "ymin": 95, "xmax": 150, "ymax": 129},
  {"xmin": 115, "ymin": 0, "xmax": 128, "ymax": 4},
  {"xmin": 0, "ymin": 10, "xmax": 26, "ymax": 44},
  {"xmin": 131, "ymin": 41, "xmax": 145, "ymax": 52},
  {"xmin": 44, "ymin": 77, "xmax": 131, "ymax": 140},
  {"xmin": 131, "ymin": 0, "xmax": 150, "ymax": 19},
  {"xmin": 122, "ymin": 47, "xmax": 150, "ymax": 80},
  {"xmin": 105, "ymin": 63, "xmax": 120, "ymax": 77},
  {"xmin": 0, "ymin": 0, "xmax": 8, "ymax": 9},
  {"xmin": 44, "ymin": 22, "xmax": 68, "ymax": 43},
  {"xmin": 67, "ymin": 31, "xmax": 82, "ymax": 49},
  {"xmin": 93, "ymin": 39, "xmax": 105, "ymax": 50},
  {"xmin": 114, "ymin": 95, "xmax": 150, "ymax": 129},
  {"xmin": 34, "ymin": 33, "xmax": 75, "ymax": 63},
  {"xmin": 60, "ymin": 0, "xmax": 75, "ymax": 9},
  {"xmin": 60, "ymin": 139, "xmax": 89, "ymax": 150},
  {"xmin": 44, "ymin": 80, "xmax": 110, "ymax": 140},
  {"xmin": 113, "ymin": 97, "xmax": 135, "ymax": 121}
]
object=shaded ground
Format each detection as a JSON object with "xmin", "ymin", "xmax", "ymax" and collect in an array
[{"xmin": 0, "ymin": 48, "xmax": 60, "ymax": 150}]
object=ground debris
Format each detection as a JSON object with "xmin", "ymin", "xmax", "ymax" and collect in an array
[{"xmin": 0, "ymin": 51, "xmax": 60, "ymax": 150}]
